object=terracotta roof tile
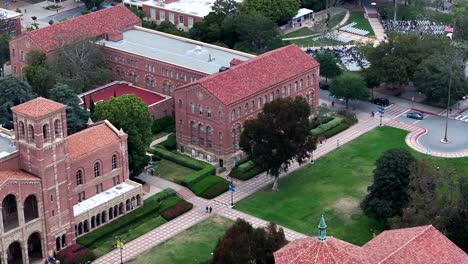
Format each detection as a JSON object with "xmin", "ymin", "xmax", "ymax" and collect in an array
[
  {"xmin": 195, "ymin": 44, "xmax": 319, "ymax": 105},
  {"xmin": 67, "ymin": 122, "xmax": 121, "ymax": 160},
  {"xmin": 11, "ymin": 97, "xmax": 65, "ymax": 118},
  {"xmin": 24, "ymin": 5, "xmax": 141, "ymax": 53},
  {"xmin": 0, "ymin": 170, "xmax": 39, "ymax": 186}
]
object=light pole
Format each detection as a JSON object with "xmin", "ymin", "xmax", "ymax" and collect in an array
[
  {"xmin": 393, "ymin": 0, "xmax": 397, "ymax": 21},
  {"xmin": 441, "ymin": 65, "xmax": 453, "ymax": 144}
]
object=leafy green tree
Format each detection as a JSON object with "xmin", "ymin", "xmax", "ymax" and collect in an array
[
  {"xmin": 82, "ymin": 0, "xmax": 104, "ymax": 10},
  {"xmin": 0, "ymin": 33, "xmax": 11, "ymax": 76},
  {"xmin": 453, "ymin": 0, "xmax": 468, "ymax": 41},
  {"xmin": 301, "ymin": 0, "xmax": 326, "ymax": 12},
  {"xmin": 361, "ymin": 148, "xmax": 415, "ymax": 221},
  {"xmin": 314, "ymin": 52, "xmax": 342, "ymax": 82},
  {"xmin": 24, "ymin": 49, "xmax": 55, "ymax": 97},
  {"xmin": 128, "ymin": 6, "xmax": 145, "ymax": 20},
  {"xmin": 93, "ymin": 95, "xmax": 152, "ymax": 177},
  {"xmin": 212, "ymin": 0, "xmax": 241, "ymax": 15},
  {"xmin": 240, "ymin": 97, "xmax": 316, "ymax": 191},
  {"xmin": 414, "ymin": 49, "xmax": 466, "ymax": 106},
  {"xmin": 209, "ymin": 219, "xmax": 287, "ymax": 264},
  {"xmin": 49, "ymin": 83, "xmax": 89, "ymax": 135},
  {"xmin": 189, "ymin": 12, "xmax": 226, "ymax": 44},
  {"xmin": 0, "ymin": 77, "xmax": 36, "ymax": 129},
  {"xmin": 243, "ymin": 0, "xmax": 300, "ymax": 25},
  {"xmin": 329, "ymin": 72, "xmax": 368, "ymax": 109}
]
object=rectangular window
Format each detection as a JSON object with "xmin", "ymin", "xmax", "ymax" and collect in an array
[
  {"xmin": 95, "ymin": 183, "xmax": 103, "ymax": 194},
  {"xmin": 207, "ymin": 140, "xmax": 212, "ymax": 148},
  {"xmin": 188, "ymin": 17, "xmax": 194, "ymax": 28},
  {"xmin": 150, "ymin": 8, "xmax": 156, "ymax": 20},
  {"xmin": 78, "ymin": 192, "xmax": 85, "ymax": 202},
  {"xmin": 179, "ymin": 15, "xmax": 184, "ymax": 24},
  {"xmin": 160, "ymin": 10, "xmax": 166, "ymax": 21},
  {"xmin": 199, "ymin": 138, "xmax": 204, "ymax": 146},
  {"xmin": 169, "ymin": 12, "xmax": 175, "ymax": 23},
  {"xmin": 113, "ymin": 176, "xmax": 120, "ymax": 186}
]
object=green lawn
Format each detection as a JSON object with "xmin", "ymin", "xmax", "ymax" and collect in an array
[
  {"xmin": 283, "ymin": 27, "xmax": 318, "ymax": 38},
  {"xmin": 236, "ymin": 127, "xmax": 468, "ymax": 246},
  {"xmin": 152, "ymin": 132, "xmax": 168, "ymax": 141},
  {"xmin": 154, "ymin": 159, "xmax": 196, "ymax": 182},
  {"xmin": 379, "ymin": 4, "xmax": 452, "ymax": 24},
  {"xmin": 127, "ymin": 216, "xmax": 233, "ymax": 264},
  {"xmin": 328, "ymin": 11, "xmax": 347, "ymax": 28},
  {"xmin": 342, "ymin": 11, "xmax": 375, "ymax": 36},
  {"xmin": 289, "ymin": 37, "xmax": 352, "ymax": 47}
]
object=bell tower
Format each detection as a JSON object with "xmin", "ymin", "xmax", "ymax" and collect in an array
[{"xmin": 11, "ymin": 97, "xmax": 75, "ymax": 256}]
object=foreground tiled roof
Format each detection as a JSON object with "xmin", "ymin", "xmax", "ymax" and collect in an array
[
  {"xmin": 67, "ymin": 122, "xmax": 121, "ymax": 160},
  {"xmin": 23, "ymin": 5, "xmax": 141, "ymax": 52},
  {"xmin": 196, "ymin": 44, "xmax": 319, "ymax": 105},
  {"xmin": 363, "ymin": 225, "xmax": 468, "ymax": 264},
  {"xmin": 274, "ymin": 237, "xmax": 369, "ymax": 264},
  {"xmin": 0, "ymin": 170, "xmax": 39, "ymax": 186},
  {"xmin": 11, "ymin": 97, "xmax": 65, "ymax": 118}
]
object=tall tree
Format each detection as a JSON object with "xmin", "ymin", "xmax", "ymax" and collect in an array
[
  {"xmin": 361, "ymin": 148, "xmax": 415, "ymax": 221},
  {"xmin": 240, "ymin": 97, "xmax": 316, "ymax": 191},
  {"xmin": 50, "ymin": 35, "xmax": 111, "ymax": 93},
  {"xmin": 212, "ymin": 0, "xmax": 241, "ymax": 15},
  {"xmin": 0, "ymin": 33, "xmax": 11, "ymax": 76},
  {"xmin": 243, "ymin": 0, "xmax": 301, "ymax": 25},
  {"xmin": 82, "ymin": 0, "xmax": 104, "ymax": 10},
  {"xmin": 93, "ymin": 95, "xmax": 152, "ymax": 177},
  {"xmin": 329, "ymin": 72, "xmax": 368, "ymax": 108},
  {"xmin": 209, "ymin": 219, "xmax": 287, "ymax": 264},
  {"xmin": 314, "ymin": 52, "xmax": 342, "ymax": 82},
  {"xmin": 453, "ymin": 0, "xmax": 468, "ymax": 41},
  {"xmin": 0, "ymin": 77, "xmax": 36, "ymax": 129},
  {"xmin": 49, "ymin": 83, "xmax": 89, "ymax": 135},
  {"xmin": 23, "ymin": 49, "xmax": 55, "ymax": 97}
]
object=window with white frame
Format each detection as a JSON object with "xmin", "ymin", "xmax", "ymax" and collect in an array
[
  {"xmin": 112, "ymin": 154, "xmax": 118, "ymax": 169},
  {"xmin": 76, "ymin": 170, "xmax": 83, "ymax": 185},
  {"xmin": 188, "ymin": 17, "xmax": 194, "ymax": 28},
  {"xmin": 169, "ymin": 12, "xmax": 174, "ymax": 23},
  {"xmin": 179, "ymin": 15, "xmax": 184, "ymax": 24},
  {"xmin": 94, "ymin": 162, "xmax": 101, "ymax": 177},
  {"xmin": 160, "ymin": 10, "xmax": 165, "ymax": 20}
]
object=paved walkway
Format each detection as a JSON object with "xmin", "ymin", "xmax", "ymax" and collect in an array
[
  {"xmin": 364, "ymin": 6, "xmax": 386, "ymax": 43},
  {"xmin": 94, "ymin": 104, "xmax": 412, "ymax": 263}
]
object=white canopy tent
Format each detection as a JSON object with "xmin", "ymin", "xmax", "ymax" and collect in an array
[{"xmin": 291, "ymin": 8, "xmax": 314, "ymax": 26}]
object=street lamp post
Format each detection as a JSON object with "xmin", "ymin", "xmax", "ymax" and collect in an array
[
  {"xmin": 441, "ymin": 65, "xmax": 453, "ymax": 144},
  {"xmin": 393, "ymin": 0, "xmax": 397, "ymax": 21}
]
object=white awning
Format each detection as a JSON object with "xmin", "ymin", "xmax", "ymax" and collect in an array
[{"xmin": 293, "ymin": 8, "xmax": 313, "ymax": 20}]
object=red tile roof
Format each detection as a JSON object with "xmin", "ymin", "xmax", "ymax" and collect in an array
[
  {"xmin": 24, "ymin": 5, "xmax": 141, "ymax": 53},
  {"xmin": 11, "ymin": 97, "xmax": 65, "ymax": 118},
  {"xmin": 363, "ymin": 225, "xmax": 468, "ymax": 264},
  {"xmin": 274, "ymin": 237, "xmax": 369, "ymax": 264},
  {"xmin": 0, "ymin": 170, "xmax": 39, "ymax": 186},
  {"xmin": 194, "ymin": 44, "xmax": 319, "ymax": 105},
  {"xmin": 67, "ymin": 122, "xmax": 121, "ymax": 160}
]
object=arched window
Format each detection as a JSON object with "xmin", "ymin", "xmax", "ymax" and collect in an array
[
  {"xmin": 199, "ymin": 105, "xmax": 203, "ymax": 115},
  {"xmin": 28, "ymin": 124, "xmax": 35, "ymax": 143},
  {"xmin": 112, "ymin": 154, "xmax": 118, "ymax": 169},
  {"xmin": 288, "ymin": 84, "xmax": 291, "ymax": 95},
  {"xmin": 18, "ymin": 121, "xmax": 25, "ymax": 140},
  {"xmin": 231, "ymin": 110, "xmax": 235, "ymax": 121},
  {"xmin": 270, "ymin": 92, "xmax": 274, "ymax": 101},
  {"xmin": 191, "ymin": 121, "xmax": 196, "ymax": 130},
  {"xmin": 251, "ymin": 100, "xmax": 254, "ymax": 112},
  {"xmin": 276, "ymin": 89, "xmax": 279, "ymax": 98},
  {"xmin": 61, "ymin": 234, "xmax": 66, "ymax": 248},
  {"xmin": 295, "ymin": 81, "xmax": 298, "ymax": 92},
  {"xmin": 282, "ymin": 87, "xmax": 286, "ymax": 97},
  {"xmin": 94, "ymin": 162, "xmax": 101, "ymax": 177},
  {"xmin": 199, "ymin": 124, "xmax": 205, "ymax": 133},
  {"xmin": 190, "ymin": 102, "xmax": 195, "ymax": 113},
  {"xmin": 264, "ymin": 95, "xmax": 267, "ymax": 104},
  {"xmin": 237, "ymin": 107, "xmax": 241, "ymax": 118},
  {"xmin": 24, "ymin": 195, "xmax": 38, "ymax": 222},
  {"xmin": 258, "ymin": 98, "xmax": 262, "ymax": 108},
  {"xmin": 54, "ymin": 119, "xmax": 62, "ymax": 138},
  {"xmin": 56, "ymin": 237, "xmax": 61, "ymax": 251},
  {"xmin": 178, "ymin": 99, "xmax": 183, "ymax": 108},
  {"xmin": 207, "ymin": 107, "xmax": 211, "ymax": 118},
  {"xmin": 3, "ymin": 194, "xmax": 19, "ymax": 231},
  {"xmin": 207, "ymin": 126, "xmax": 213, "ymax": 135},
  {"xmin": 42, "ymin": 124, "xmax": 49, "ymax": 141},
  {"xmin": 300, "ymin": 79, "xmax": 303, "ymax": 89},
  {"xmin": 76, "ymin": 170, "xmax": 83, "ymax": 185},
  {"xmin": 244, "ymin": 103, "xmax": 249, "ymax": 114},
  {"xmin": 307, "ymin": 76, "xmax": 311, "ymax": 86},
  {"xmin": 218, "ymin": 111, "xmax": 223, "ymax": 121}
]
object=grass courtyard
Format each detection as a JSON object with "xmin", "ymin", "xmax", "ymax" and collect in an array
[
  {"xmin": 342, "ymin": 11, "xmax": 375, "ymax": 36},
  {"xmin": 154, "ymin": 159, "xmax": 196, "ymax": 183},
  {"xmin": 236, "ymin": 127, "xmax": 468, "ymax": 246},
  {"xmin": 127, "ymin": 216, "xmax": 232, "ymax": 264}
]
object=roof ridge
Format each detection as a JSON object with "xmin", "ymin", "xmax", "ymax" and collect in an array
[
  {"xmin": 376, "ymin": 225, "xmax": 432, "ymax": 264},
  {"xmin": 324, "ymin": 239, "xmax": 340, "ymax": 264}
]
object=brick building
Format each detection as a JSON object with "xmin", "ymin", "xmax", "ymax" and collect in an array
[
  {"xmin": 0, "ymin": 97, "xmax": 143, "ymax": 263},
  {"xmin": 0, "ymin": 8, "xmax": 21, "ymax": 37},
  {"xmin": 8, "ymin": 5, "xmax": 141, "ymax": 76},
  {"xmin": 174, "ymin": 45, "xmax": 320, "ymax": 168},
  {"xmin": 274, "ymin": 216, "xmax": 468, "ymax": 263}
]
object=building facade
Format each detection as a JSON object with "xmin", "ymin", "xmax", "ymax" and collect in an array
[
  {"xmin": 0, "ymin": 8, "xmax": 22, "ymax": 37},
  {"xmin": 174, "ymin": 45, "xmax": 320, "ymax": 168},
  {"xmin": 0, "ymin": 97, "xmax": 143, "ymax": 264}
]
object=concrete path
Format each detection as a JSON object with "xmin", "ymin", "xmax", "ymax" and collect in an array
[
  {"xmin": 364, "ymin": 6, "xmax": 387, "ymax": 42},
  {"xmin": 149, "ymin": 133, "xmax": 171, "ymax": 148}
]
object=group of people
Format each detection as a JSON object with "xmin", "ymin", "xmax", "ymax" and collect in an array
[
  {"xmin": 382, "ymin": 20, "xmax": 447, "ymax": 36},
  {"xmin": 306, "ymin": 46, "xmax": 369, "ymax": 71}
]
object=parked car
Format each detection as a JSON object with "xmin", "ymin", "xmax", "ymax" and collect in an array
[
  {"xmin": 406, "ymin": 112, "xmax": 424, "ymax": 120},
  {"xmin": 371, "ymin": 98, "xmax": 390, "ymax": 107},
  {"xmin": 319, "ymin": 82, "xmax": 329, "ymax": 90}
]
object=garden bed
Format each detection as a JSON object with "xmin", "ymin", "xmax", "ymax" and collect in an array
[{"xmin": 310, "ymin": 110, "xmax": 357, "ymax": 139}]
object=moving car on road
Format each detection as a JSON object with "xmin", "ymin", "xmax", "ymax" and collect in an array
[{"xmin": 406, "ymin": 112, "xmax": 424, "ymax": 120}]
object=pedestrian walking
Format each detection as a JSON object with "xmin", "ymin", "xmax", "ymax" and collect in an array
[
  {"xmin": 331, "ymin": 101, "xmax": 335, "ymax": 107},
  {"xmin": 209, "ymin": 206, "xmax": 212, "ymax": 214},
  {"xmin": 206, "ymin": 206, "xmax": 209, "ymax": 213}
]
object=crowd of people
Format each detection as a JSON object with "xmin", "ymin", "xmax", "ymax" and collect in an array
[
  {"xmin": 306, "ymin": 46, "xmax": 369, "ymax": 71},
  {"xmin": 382, "ymin": 20, "xmax": 447, "ymax": 36}
]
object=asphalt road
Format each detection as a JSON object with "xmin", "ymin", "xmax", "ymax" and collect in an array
[{"xmin": 40, "ymin": 6, "xmax": 86, "ymax": 23}]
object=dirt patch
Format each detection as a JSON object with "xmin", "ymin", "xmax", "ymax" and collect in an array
[{"xmin": 329, "ymin": 197, "xmax": 360, "ymax": 222}]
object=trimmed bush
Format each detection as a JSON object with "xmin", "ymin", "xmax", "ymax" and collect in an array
[
  {"xmin": 151, "ymin": 116, "xmax": 175, "ymax": 134},
  {"xmin": 190, "ymin": 175, "xmax": 229, "ymax": 199},
  {"xmin": 57, "ymin": 244, "xmax": 95, "ymax": 264},
  {"xmin": 162, "ymin": 200, "xmax": 193, "ymax": 220},
  {"xmin": 200, "ymin": 180, "xmax": 230, "ymax": 199},
  {"xmin": 337, "ymin": 110, "xmax": 358, "ymax": 125},
  {"xmin": 229, "ymin": 166, "xmax": 264, "ymax": 181},
  {"xmin": 158, "ymin": 134, "xmax": 176, "ymax": 150},
  {"xmin": 155, "ymin": 188, "xmax": 177, "ymax": 202},
  {"xmin": 310, "ymin": 116, "xmax": 334, "ymax": 129},
  {"xmin": 238, "ymin": 160, "xmax": 255, "ymax": 173},
  {"xmin": 234, "ymin": 157, "xmax": 249, "ymax": 168},
  {"xmin": 310, "ymin": 117, "xmax": 342, "ymax": 136},
  {"xmin": 323, "ymin": 123, "xmax": 350, "ymax": 138}
]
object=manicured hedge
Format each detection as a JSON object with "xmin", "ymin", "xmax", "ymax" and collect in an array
[
  {"xmin": 151, "ymin": 116, "xmax": 175, "ymax": 134},
  {"xmin": 190, "ymin": 175, "xmax": 229, "ymax": 199},
  {"xmin": 57, "ymin": 244, "xmax": 96, "ymax": 264},
  {"xmin": 156, "ymin": 188, "xmax": 177, "ymax": 202},
  {"xmin": 229, "ymin": 165, "xmax": 264, "ymax": 181},
  {"xmin": 238, "ymin": 160, "xmax": 255, "ymax": 173},
  {"xmin": 310, "ymin": 117, "xmax": 343, "ymax": 136},
  {"xmin": 162, "ymin": 200, "xmax": 193, "ymax": 220},
  {"xmin": 323, "ymin": 123, "xmax": 351, "ymax": 138},
  {"xmin": 234, "ymin": 157, "xmax": 249, "ymax": 168},
  {"xmin": 310, "ymin": 116, "xmax": 334, "ymax": 129},
  {"xmin": 158, "ymin": 134, "xmax": 177, "ymax": 150}
]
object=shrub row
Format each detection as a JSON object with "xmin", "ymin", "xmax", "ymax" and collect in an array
[
  {"xmin": 323, "ymin": 123, "xmax": 351, "ymax": 138},
  {"xmin": 190, "ymin": 175, "xmax": 229, "ymax": 199},
  {"xmin": 310, "ymin": 116, "xmax": 334, "ymax": 129},
  {"xmin": 151, "ymin": 116, "xmax": 175, "ymax": 134},
  {"xmin": 310, "ymin": 117, "xmax": 343, "ymax": 136},
  {"xmin": 57, "ymin": 244, "xmax": 96, "ymax": 264},
  {"xmin": 234, "ymin": 157, "xmax": 250, "ymax": 168},
  {"xmin": 77, "ymin": 188, "xmax": 176, "ymax": 247},
  {"xmin": 229, "ymin": 165, "xmax": 264, "ymax": 181},
  {"xmin": 337, "ymin": 110, "xmax": 358, "ymax": 125},
  {"xmin": 238, "ymin": 160, "xmax": 255, "ymax": 173},
  {"xmin": 158, "ymin": 134, "xmax": 177, "ymax": 150},
  {"xmin": 162, "ymin": 200, "xmax": 193, "ymax": 221}
]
